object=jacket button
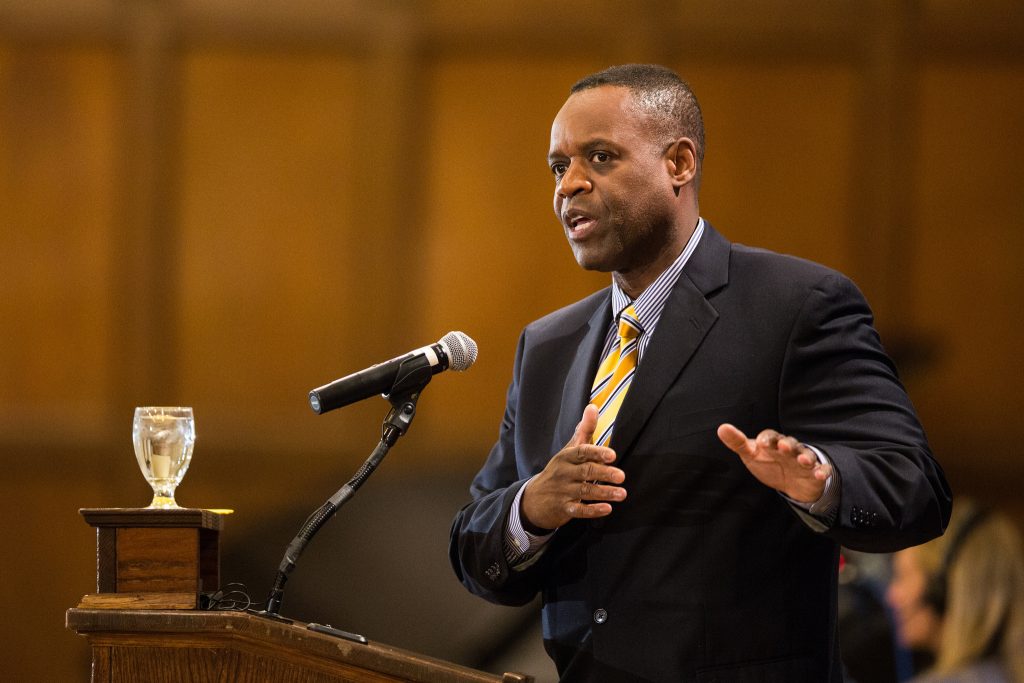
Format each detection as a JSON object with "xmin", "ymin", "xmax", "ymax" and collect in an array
[{"xmin": 593, "ymin": 608, "xmax": 608, "ymax": 624}]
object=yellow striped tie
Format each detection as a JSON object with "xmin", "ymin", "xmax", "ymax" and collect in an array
[{"xmin": 591, "ymin": 305, "xmax": 642, "ymax": 446}]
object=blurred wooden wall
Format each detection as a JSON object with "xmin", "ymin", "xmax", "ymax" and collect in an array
[{"xmin": 1, "ymin": 1, "xmax": 1022, "ymax": 680}]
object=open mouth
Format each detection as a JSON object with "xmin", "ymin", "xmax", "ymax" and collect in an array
[{"xmin": 564, "ymin": 210, "xmax": 596, "ymax": 235}]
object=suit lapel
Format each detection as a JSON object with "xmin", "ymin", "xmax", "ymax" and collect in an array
[
  {"xmin": 609, "ymin": 222, "xmax": 731, "ymax": 460},
  {"xmin": 554, "ymin": 295, "xmax": 612, "ymax": 449}
]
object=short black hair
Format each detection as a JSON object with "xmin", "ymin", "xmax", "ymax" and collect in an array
[{"xmin": 571, "ymin": 64, "xmax": 705, "ymax": 165}]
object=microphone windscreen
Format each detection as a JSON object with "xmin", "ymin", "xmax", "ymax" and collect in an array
[{"xmin": 441, "ymin": 331, "xmax": 478, "ymax": 371}]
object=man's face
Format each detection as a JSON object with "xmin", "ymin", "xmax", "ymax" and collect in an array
[
  {"xmin": 548, "ymin": 86, "xmax": 677, "ymax": 276},
  {"xmin": 886, "ymin": 549, "xmax": 943, "ymax": 651}
]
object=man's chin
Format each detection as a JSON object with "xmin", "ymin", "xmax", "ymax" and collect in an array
[
  {"xmin": 569, "ymin": 247, "xmax": 616, "ymax": 273},
  {"xmin": 574, "ymin": 259, "xmax": 616, "ymax": 274}
]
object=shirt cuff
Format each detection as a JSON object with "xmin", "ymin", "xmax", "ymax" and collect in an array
[{"xmin": 504, "ymin": 477, "xmax": 556, "ymax": 569}]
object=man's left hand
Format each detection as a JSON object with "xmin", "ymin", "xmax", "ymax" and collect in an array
[{"xmin": 716, "ymin": 424, "xmax": 830, "ymax": 503}]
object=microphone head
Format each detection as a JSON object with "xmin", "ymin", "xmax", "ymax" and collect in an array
[{"xmin": 440, "ymin": 331, "xmax": 478, "ymax": 371}]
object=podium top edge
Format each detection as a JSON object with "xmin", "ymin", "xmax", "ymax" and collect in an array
[
  {"xmin": 79, "ymin": 508, "xmax": 227, "ymax": 529},
  {"xmin": 65, "ymin": 608, "xmax": 528, "ymax": 682}
]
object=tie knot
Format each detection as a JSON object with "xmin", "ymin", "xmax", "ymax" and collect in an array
[{"xmin": 617, "ymin": 305, "xmax": 642, "ymax": 342}]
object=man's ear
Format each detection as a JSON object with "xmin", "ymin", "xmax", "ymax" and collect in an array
[{"xmin": 665, "ymin": 138, "xmax": 698, "ymax": 190}]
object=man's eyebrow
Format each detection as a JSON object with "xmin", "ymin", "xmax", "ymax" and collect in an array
[
  {"xmin": 548, "ymin": 138, "xmax": 617, "ymax": 162},
  {"xmin": 582, "ymin": 137, "xmax": 616, "ymax": 149}
]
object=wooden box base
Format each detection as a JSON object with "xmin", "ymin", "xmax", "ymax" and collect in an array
[{"xmin": 80, "ymin": 508, "xmax": 227, "ymax": 609}]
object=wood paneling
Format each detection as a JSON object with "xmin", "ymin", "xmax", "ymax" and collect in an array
[
  {"xmin": 691, "ymin": 62, "xmax": 858, "ymax": 276},
  {"xmin": 1, "ymin": 3, "xmax": 1022, "ymax": 682},
  {"xmin": 176, "ymin": 51, "xmax": 369, "ymax": 452},
  {"xmin": 0, "ymin": 46, "xmax": 122, "ymax": 443},
  {"xmin": 909, "ymin": 64, "xmax": 1024, "ymax": 467}
]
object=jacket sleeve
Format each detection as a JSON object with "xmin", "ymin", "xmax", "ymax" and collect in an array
[
  {"xmin": 448, "ymin": 330, "xmax": 552, "ymax": 606},
  {"xmin": 780, "ymin": 272, "xmax": 952, "ymax": 551}
]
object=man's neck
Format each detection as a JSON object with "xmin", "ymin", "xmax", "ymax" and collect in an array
[
  {"xmin": 613, "ymin": 216, "xmax": 699, "ymax": 299},
  {"xmin": 613, "ymin": 264, "xmax": 669, "ymax": 300}
]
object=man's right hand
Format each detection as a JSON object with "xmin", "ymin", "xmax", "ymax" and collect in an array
[{"xmin": 520, "ymin": 404, "xmax": 627, "ymax": 531}]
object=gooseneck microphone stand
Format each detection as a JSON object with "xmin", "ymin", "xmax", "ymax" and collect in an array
[{"xmin": 260, "ymin": 356, "xmax": 434, "ymax": 618}]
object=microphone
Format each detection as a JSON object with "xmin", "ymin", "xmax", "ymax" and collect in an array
[{"xmin": 308, "ymin": 331, "xmax": 478, "ymax": 414}]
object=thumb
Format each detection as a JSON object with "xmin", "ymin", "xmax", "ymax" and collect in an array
[
  {"xmin": 717, "ymin": 423, "xmax": 755, "ymax": 458},
  {"xmin": 570, "ymin": 404, "xmax": 600, "ymax": 446}
]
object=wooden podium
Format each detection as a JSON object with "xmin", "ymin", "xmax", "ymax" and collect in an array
[{"xmin": 67, "ymin": 508, "xmax": 533, "ymax": 683}]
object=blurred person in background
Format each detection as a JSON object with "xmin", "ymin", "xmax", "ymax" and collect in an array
[
  {"xmin": 887, "ymin": 499, "xmax": 1024, "ymax": 682},
  {"xmin": 838, "ymin": 549, "xmax": 907, "ymax": 683}
]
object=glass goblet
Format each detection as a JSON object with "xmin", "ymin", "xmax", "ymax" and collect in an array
[{"xmin": 132, "ymin": 406, "xmax": 196, "ymax": 509}]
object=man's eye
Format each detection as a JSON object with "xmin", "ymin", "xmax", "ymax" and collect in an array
[
  {"xmin": 551, "ymin": 163, "xmax": 567, "ymax": 177},
  {"xmin": 591, "ymin": 152, "xmax": 610, "ymax": 163}
]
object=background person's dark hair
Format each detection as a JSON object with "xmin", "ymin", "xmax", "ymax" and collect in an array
[{"xmin": 571, "ymin": 64, "xmax": 706, "ymax": 183}]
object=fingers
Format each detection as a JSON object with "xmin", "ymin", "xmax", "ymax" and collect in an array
[
  {"xmin": 566, "ymin": 404, "xmax": 616, "ymax": 466},
  {"xmin": 717, "ymin": 423, "xmax": 755, "ymax": 457},
  {"xmin": 560, "ymin": 481, "xmax": 627, "ymax": 520},
  {"xmin": 569, "ymin": 404, "xmax": 600, "ymax": 447},
  {"xmin": 569, "ymin": 448, "xmax": 617, "ymax": 468},
  {"xmin": 720, "ymin": 425, "xmax": 812, "ymax": 467},
  {"xmin": 577, "ymin": 479, "xmax": 628, "ymax": 502},
  {"xmin": 566, "ymin": 501, "xmax": 615, "ymax": 519},
  {"xmin": 755, "ymin": 429, "xmax": 782, "ymax": 450},
  {"xmin": 795, "ymin": 445, "xmax": 817, "ymax": 469},
  {"xmin": 770, "ymin": 433, "xmax": 816, "ymax": 470},
  {"xmin": 579, "ymin": 460, "xmax": 626, "ymax": 485},
  {"xmin": 812, "ymin": 461, "xmax": 833, "ymax": 482},
  {"xmin": 522, "ymin": 410, "xmax": 626, "ymax": 529},
  {"xmin": 522, "ymin": 469, "xmax": 625, "ymax": 528},
  {"xmin": 559, "ymin": 404, "xmax": 625, "ymax": 487},
  {"xmin": 557, "ymin": 480, "xmax": 627, "ymax": 523},
  {"xmin": 719, "ymin": 423, "xmax": 831, "ymax": 501}
]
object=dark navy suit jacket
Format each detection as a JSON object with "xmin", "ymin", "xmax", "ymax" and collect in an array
[{"xmin": 450, "ymin": 223, "xmax": 951, "ymax": 682}]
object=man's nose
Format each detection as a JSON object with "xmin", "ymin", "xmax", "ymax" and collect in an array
[{"xmin": 557, "ymin": 162, "xmax": 592, "ymax": 198}]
